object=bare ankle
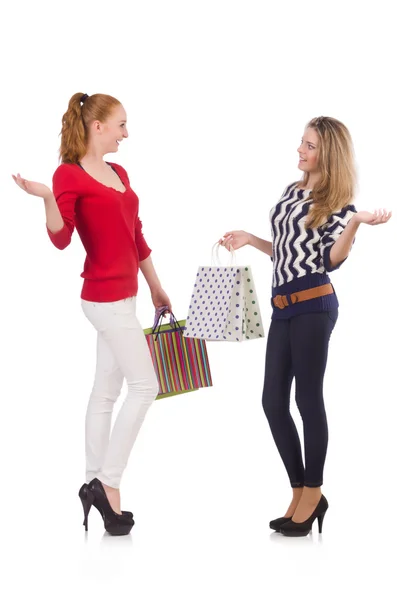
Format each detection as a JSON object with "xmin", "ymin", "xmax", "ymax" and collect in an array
[
  {"xmin": 292, "ymin": 487, "xmax": 304, "ymax": 500},
  {"xmin": 283, "ymin": 488, "xmax": 304, "ymax": 517},
  {"xmin": 102, "ymin": 482, "xmax": 117, "ymax": 491},
  {"xmin": 301, "ymin": 486, "xmax": 322, "ymax": 502},
  {"xmin": 101, "ymin": 483, "xmax": 122, "ymax": 514}
]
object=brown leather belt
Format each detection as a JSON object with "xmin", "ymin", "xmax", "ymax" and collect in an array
[{"xmin": 272, "ymin": 283, "xmax": 334, "ymax": 310}]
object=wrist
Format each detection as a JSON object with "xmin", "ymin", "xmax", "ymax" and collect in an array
[
  {"xmin": 247, "ymin": 233, "xmax": 254, "ymax": 246},
  {"xmin": 150, "ymin": 282, "xmax": 162, "ymax": 293}
]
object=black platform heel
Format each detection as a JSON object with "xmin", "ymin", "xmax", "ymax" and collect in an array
[
  {"xmin": 269, "ymin": 516, "xmax": 291, "ymax": 532},
  {"xmin": 78, "ymin": 483, "xmax": 95, "ymax": 531},
  {"xmin": 88, "ymin": 478, "xmax": 134, "ymax": 536},
  {"xmin": 279, "ymin": 495, "xmax": 328, "ymax": 537}
]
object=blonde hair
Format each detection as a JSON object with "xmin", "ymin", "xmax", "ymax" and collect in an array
[
  {"xmin": 59, "ymin": 93, "xmax": 121, "ymax": 164},
  {"xmin": 300, "ymin": 116, "xmax": 356, "ymax": 229}
]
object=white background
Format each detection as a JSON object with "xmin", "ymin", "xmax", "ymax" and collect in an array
[{"xmin": 1, "ymin": 1, "xmax": 396, "ymax": 598}]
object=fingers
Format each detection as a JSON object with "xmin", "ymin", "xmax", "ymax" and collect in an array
[
  {"xmin": 12, "ymin": 172, "xmax": 30, "ymax": 193},
  {"xmin": 225, "ymin": 239, "xmax": 234, "ymax": 251},
  {"xmin": 219, "ymin": 233, "xmax": 234, "ymax": 246},
  {"xmin": 372, "ymin": 208, "xmax": 392, "ymax": 224},
  {"xmin": 12, "ymin": 173, "xmax": 24, "ymax": 189}
]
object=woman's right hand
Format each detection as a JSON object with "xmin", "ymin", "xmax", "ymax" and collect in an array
[
  {"xmin": 219, "ymin": 230, "xmax": 252, "ymax": 251},
  {"xmin": 12, "ymin": 173, "xmax": 52, "ymax": 199}
]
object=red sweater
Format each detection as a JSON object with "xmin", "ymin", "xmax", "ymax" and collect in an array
[{"xmin": 48, "ymin": 162, "xmax": 152, "ymax": 302}]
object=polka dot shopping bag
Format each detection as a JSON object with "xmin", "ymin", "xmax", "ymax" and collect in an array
[{"xmin": 183, "ymin": 243, "xmax": 265, "ymax": 342}]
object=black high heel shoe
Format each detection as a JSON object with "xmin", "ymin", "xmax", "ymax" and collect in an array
[
  {"xmin": 269, "ymin": 516, "xmax": 291, "ymax": 532},
  {"xmin": 279, "ymin": 495, "xmax": 328, "ymax": 537},
  {"xmin": 78, "ymin": 484, "xmax": 134, "ymax": 522},
  {"xmin": 78, "ymin": 480, "xmax": 134, "ymax": 535},
  {"xmin": 89, "ymin": 478, "xmax": 134, "ymax": 536}
]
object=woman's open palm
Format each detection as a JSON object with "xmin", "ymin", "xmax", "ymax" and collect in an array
[
  {"xmin": 356, "ymin": 209, "xmax": 392, "ymax": 225},
  {"xmin": 12, "ymin": 173, "xmax": 51, "ymax": 199}
]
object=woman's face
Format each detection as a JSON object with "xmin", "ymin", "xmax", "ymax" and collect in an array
[
  {"xmin": 93, "ymin": 104, "xmax": 129, "ymax": 154},
  {"xmin": 297, "ymin": 127, "xmax": 319, "ymax": 174}
]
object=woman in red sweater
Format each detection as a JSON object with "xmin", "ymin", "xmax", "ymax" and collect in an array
[{"xmin": 13, "ymin": 92, "xmax": 171, "ymax": 536}]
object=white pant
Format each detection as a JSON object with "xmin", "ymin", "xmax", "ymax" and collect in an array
[{"xmin": 81, "ymin": 297, "xmax": 159, "ymax": 488}]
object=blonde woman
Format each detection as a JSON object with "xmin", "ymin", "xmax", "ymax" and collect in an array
[
  {"xmin": 13, "ymin": 93, "xmax": 171, "ymax": 536},
  {"xmin": 220, "ymin": 117, "xmax": 391, "ymax": 536}
]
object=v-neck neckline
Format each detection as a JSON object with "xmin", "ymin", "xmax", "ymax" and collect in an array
[{"xmin": 77, "ymin": 161, "xmax": 127, "ymax": 195}]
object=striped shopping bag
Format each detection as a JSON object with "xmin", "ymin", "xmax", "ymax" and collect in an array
[{"xmin": 144, "ymin": 309, "xmax": 213, "ymax": 400}]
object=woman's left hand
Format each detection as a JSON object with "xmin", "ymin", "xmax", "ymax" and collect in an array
[
  {"xmin": 354, "ymin": 209, "xmax": 392, "ymax": 225},
  {"xmin": 151, "ymin": 288, "xmax": 172, "ymax": 313}
]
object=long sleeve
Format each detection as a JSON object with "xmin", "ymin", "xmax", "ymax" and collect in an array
[
  {"xmin": 320, "ymin": 204, "xmax": 357, "ymax": 272},
  {"xmin": 135, "ymin": 216, "xmax": 152, "ymax": 261},
  {"xmin": 47, "ymin": 165, "xmax": 79, "ymax": 250}
]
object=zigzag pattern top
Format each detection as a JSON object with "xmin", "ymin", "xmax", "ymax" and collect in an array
[{"xmin": 270, "ymin": 183, "xmax": 357, "ymax": 289}]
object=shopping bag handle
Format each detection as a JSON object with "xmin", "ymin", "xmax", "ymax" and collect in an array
[
  {"xmin": 153, "ymin": 305, "xmax": 170, "ymax": 331},
  {"xmin": 211, "ymin": 242, "xmax": 236, "ymax": 266},
  {"xmin": 152, "ymin": 306, "xmax": 184, "ymax": 341}
]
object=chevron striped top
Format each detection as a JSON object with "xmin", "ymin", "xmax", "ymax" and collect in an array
[{"xmin": 269, "ymin": 182, "xmax": 357, "ymax": 318}]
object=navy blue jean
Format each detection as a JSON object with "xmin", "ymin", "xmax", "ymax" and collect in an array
[{"xmin": 262, "ymin": 310, "xmax": 338, "ymax": 487}]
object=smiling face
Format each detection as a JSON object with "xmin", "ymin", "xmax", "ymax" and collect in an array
[
  {"xmin": 297, "ymin": 127, "xmax": 319, "ymax": 175},
  {"xmin": 90, "ymin": 103, "xmax": 129, "ymax": 155}
]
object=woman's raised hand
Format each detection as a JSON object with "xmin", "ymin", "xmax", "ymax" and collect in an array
[
  {"xmin": 12, "ymin": 173, "xmax": 51, "ymax": 199},
  {"xmin": 354, "ymin": 209, "xmax": 392, "ymax": 225}
]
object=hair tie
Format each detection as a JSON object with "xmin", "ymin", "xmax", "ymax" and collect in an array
[{"xmin": 80, "ymin": 94, "xmax": 89, "ymax": 104}]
